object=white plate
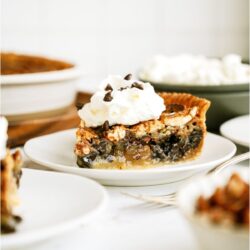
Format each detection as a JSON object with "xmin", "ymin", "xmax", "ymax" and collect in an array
[
  {"xmin": 24, "ymin": 130, "xmax": 236, "ymax": 186},
  {"xmin": 220, "ymin": 115, "xmax": 250, "ymax": 147},
  {"xmin": 2, "ymin": 169, "xmax": 107, "ymax": 249}
]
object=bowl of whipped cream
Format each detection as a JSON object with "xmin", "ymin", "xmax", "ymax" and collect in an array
[{"xmin": 139, "ymin": 54, "xmax": 249, "ymax": 131}]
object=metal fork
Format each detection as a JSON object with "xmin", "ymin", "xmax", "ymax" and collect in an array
[{"xmin": 122, "ymin": 152, "xmax": 250, "ymax": 206}]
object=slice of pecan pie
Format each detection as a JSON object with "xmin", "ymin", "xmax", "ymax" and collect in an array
[
  {"xmin": 1, "ymin": 116, "xmax": 22, "ymax": 234},
  {"xmin": 75, "ymin": 92, "xmax": 210, "ymax": 169},
  {"xmin": 1, "ymin": 150, "xmax": 22, "ymax": 233}
]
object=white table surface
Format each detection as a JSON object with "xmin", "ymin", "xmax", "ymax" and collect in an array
[{"xmin": 18, "ymin": 146, "xmax": 249, "ymax": 250}]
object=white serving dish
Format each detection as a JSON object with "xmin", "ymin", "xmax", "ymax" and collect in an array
[
  {"xmin": 0, "ymin": 64, "xmax": 83, "ymax": 121},
  {"xmin": 177, "ymin": 168, "xmax": 249, "ymax": 250}
]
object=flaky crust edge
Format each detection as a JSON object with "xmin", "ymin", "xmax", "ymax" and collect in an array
[{"xmin": 159, "ymin": 92, "xmax": 211, "ymax": 122}]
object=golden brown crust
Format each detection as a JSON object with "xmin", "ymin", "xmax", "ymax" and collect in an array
[{"xmin": 159, "ymin": 92, "xmax": 210, "ymax": 121}]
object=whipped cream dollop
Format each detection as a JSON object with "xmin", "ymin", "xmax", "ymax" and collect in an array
[
  {"xmin": 0, "ymin": 116, "xmax": 8, "ymax": 160},
  {"xmin": 78, "ymin": 75, "xmax": 165, "ymax": 127},
  {"xmin": 140, "ymin": 54, "xmax": 250, "ymax": 85}
]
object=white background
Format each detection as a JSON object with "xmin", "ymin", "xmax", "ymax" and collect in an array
[
  {"xmin": 1, "ymin": 3, "xmax": 249, "ymax": 249},
  {"xmin": 2, "ymin": 0, "xmax": 249, "ymax": 82}
]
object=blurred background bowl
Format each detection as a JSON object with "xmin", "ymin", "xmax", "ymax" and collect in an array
[
  {"xmin": 177, "ymin": 168, "xmax": 249, "ymax": 250},
  {"xmin": 0, "ymin": 53, "xmax": 84, "ymax": 147},
  {"xmin": 139, "ymin": 77, "xmax": 249, "ymax": 131},
  {"xmin": 1, "ymin": 54, "xmax": 83, "ymax": 123}
]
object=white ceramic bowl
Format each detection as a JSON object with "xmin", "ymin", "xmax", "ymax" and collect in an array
[
  {"xmin": 177, "ymin": 168, "xmax": 249, "ymax": 250},
  {"xmin": 0, "ymin": 65, "xmax": 83, "ymax": 122}
]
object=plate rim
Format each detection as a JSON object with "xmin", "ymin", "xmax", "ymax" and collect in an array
[
  {"xmin": 220, "ymin": 115, "xmax": 250, "ymax": 147},
  {"xmin": 0, "ymin": 65, "xmax": 84, "ymax": 85},
  {"xmin": 1, "ymin": 168, "xmax": 108, "ymax": 249},
  {"xmin": 24, "ymin": 129, "xmax": 237, "ymax": 175}
]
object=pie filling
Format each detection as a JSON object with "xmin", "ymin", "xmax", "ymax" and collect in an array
[{"xmin": 76, "ymin": 122, "xmax": 203, "ymax": 169}]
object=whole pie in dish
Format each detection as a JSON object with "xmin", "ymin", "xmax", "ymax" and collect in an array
[
  {"xmin": 1, "ymin": 117, "xmax": 22, "ymax": 234},
  {"xmin": 0, "ymin": 52, "xmax": 73, "ymax": 75},
  {"xmin": 75, "ymin": 75, "xmax": 210, "ymax": 169}
]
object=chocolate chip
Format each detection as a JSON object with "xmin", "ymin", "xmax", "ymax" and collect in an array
[
  {"xmin": 1, "ymin": 162, "xmax": 6, "ymax": 171},
  {"xmin": 1, "ymin": 223, "xmax": 16, "ymax": 234},
  {"xmin": 13, "ymin": 215, "xmax": 22, "ymax": 223},
  {"xmin": 105, "ymin": 84, "xmax": 113, "ymax": 91},
  {"xmin": 75, "ymin": 102, "xmax": 84, "ymax": 110},
  {"xmin": 119, "ymin": 86, "xmax": 129, "ymax": 91},
  {"xmin": 103, "ymin": 91, "xmax": 113, "ymax": 102},
  {"xmin": 102, "ymin": 120, "xmax": 109, "ymax": 131},
  {"xmin": 131, "ymin": 82, "xmax": 143, "ymax": 90},
  {"xmin": 124, "ymin": 73, "xmax": 132, "ymax": 80},
  {"xmin": 79, "ymin": 152, "xmax": 98, "ymax": 168}
]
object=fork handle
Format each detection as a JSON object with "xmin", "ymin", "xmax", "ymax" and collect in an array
[{"xmin": 207, "ymin": 152, "xmax": 250, "ymax": 175}]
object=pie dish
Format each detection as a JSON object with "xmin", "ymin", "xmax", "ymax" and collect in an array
[
  {"xmin": 1, "ymin": 150, "xmax": 22, "ymax": 234},
  {"xmin": 75, "ymin": 75, "xmax": 210, "ymax": 169},
  {"xmin": 1, "ymin": 52, "xmax": 83, "ymax": 121},
  {"xmin": 1, "ymin": 52, "xmax": 73, "ymax": 75}
]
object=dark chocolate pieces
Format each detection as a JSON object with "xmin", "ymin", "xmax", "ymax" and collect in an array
[
  {"xmin": 131, "ymin": 82, "xmax": 143, "ymax": 90},
  {"xmin": 124, "ymin": 73, "xmax": 132, "ymax": 80},
  {"xmin": 76, "ymin": 127, "xmax": 203, "ymax": 168},
  {"xmin": 119, "ymin": 86, "xmax": 129, "ymax": 91},
  {"xmin": 103, "ymin": 84, "xmax": 113, "ymax": 102},
  {"xmin": 102, "ymin": 120, "xmax": 110, "ymax": 131},
  {"xmin": 103, "ymin": 74, "xmax": 143, "ymax": 99},
  {"xmin": 75, "ymin": 102, "xmax": 84, "ymax": 110},
  {"xmin": 124, "ymin": 74, "xmax": 143, "ymax": 90},
  {"xmin": 103, "ymin": 91, "xmax": 113, "ymax": 102},
  {"xmin": 105, "ymin": 84, "xmax": 113, "ymax": 91},
  {"xmin": 1, "ymin": 214, "xmax": 22, "ymax": 234}
]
